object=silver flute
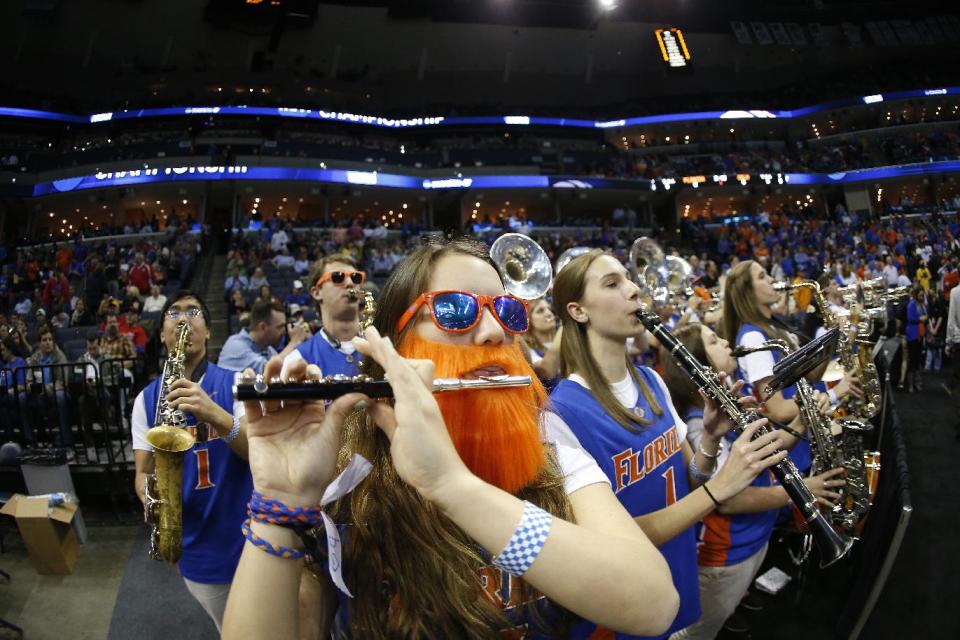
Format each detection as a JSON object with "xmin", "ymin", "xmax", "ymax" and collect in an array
[{"xmin": 233, "ymin": 373, "xmax": 532, "ymax": 401}]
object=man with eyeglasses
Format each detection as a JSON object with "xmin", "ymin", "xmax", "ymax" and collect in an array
[
  {"xmin": 130, "ymin": 290, "xmax": 252, "ymax": 633},
  {"xmin": 281, "ymin": 255, "xmax": 367, "ymax": 377}
]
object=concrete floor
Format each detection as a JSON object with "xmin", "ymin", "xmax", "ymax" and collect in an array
[{"xmin": 0, "ymin": 524, "xmax": 136, "ymax": 639}]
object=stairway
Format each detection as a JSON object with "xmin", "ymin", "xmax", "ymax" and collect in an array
[{"xmin": 199, "ymin": 253, "xmax": 229, "ymax": 363}]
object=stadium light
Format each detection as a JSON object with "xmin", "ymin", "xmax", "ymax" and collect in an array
[{"xmin": 599, "ymin": 0, "xmax": 617, "ymax": 9}]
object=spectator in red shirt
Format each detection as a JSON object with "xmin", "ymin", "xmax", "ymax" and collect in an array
[
  {"xmin": 117, "ymin": 305, "xmax": 149, "ymax": 353},
  {"xmin": 41, "ymin": 269, "xmax": 72, "ymax": 313},
  {"xmin": 943, "ymin": 261, "xmax": 960, "ymax": 299},
  {"xmin": 127, "ymin": 252, "xmax": 154, "ymax": 295}
]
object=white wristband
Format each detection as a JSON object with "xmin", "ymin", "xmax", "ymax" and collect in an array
[{"xmin": 223, "ymin": 415, "xmax": 241, "ymax": 444}]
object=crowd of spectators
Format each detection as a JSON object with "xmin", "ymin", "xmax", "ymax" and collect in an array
[
  {"xmin": 0, "ymin": 218, "xmax": 200, "ymax": 368},
  {"xmin": 1, "ymin": 194, "xmax": 957, "ymax": 453}
]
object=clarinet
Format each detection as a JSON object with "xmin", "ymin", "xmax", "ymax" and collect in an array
[{"xmin": 638, "ymin": 311, "xmax": 853, "ymax": 567}]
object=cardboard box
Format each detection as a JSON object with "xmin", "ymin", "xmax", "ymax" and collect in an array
[{"xmin": 0, "ymin": 493, "xmax": 79, "ymax": 575}]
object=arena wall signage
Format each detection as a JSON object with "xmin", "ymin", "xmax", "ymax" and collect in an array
[{"xmin": 21, "ymin": 161, "xmax": 960, "ymax": 198}]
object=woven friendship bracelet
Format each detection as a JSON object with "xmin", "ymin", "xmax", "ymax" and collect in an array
[
  {"xmin": 248, "ymin": 491, "xmax": 325, "ymax": 527},
  {"xmin": 688, "ymin": 456, "xmax": 715, "ymax": 483},
  {"xmin": 492, "ymin": 501, "xmax": 553, "ymax": 577},
  {"xmin": 241, "ymin": 519, "xmax": 305, "ymax": 559}
]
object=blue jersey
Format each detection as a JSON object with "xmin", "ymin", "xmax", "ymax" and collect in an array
[
  {"xmin": 702, "ymin": 322, "xmax": 806, "ymax": 568},
  {"xmin": 295, "ymin": 330, "xmax": 362, "ymax": 376},
  {"xmin": 697, "ymin": 468, "xmax": 778, "ymax": 567},
  {"xmin": 550, "ymin": 367, "xmax": 700, "ymax": 640},
  {"xmin": 735, "ymin": 323, "xmax": 811, "ymax": 473},
  {"xmin": 144, "ymin": 363, "xmax": 252, "ymax": 583}
]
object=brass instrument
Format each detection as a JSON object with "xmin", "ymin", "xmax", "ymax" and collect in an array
[
  {"xmin": 773, "ymin": 281, "xmax": 856, "ymax": 372},
  {"xmin": 628, "ymin": 237, "xmax": 695, "ymax": 308},
  {"xmin": 774, "ymin": 280, "xmax": 882, "ymax": 416},
  {"xmin": 144, "ymin": 320, "xmax": 196, "ymax": 563},
  {"xmin": 348, "ymin": 288, "xmax": 377, "ymax": 333},
  {"xmin": 555, "ymin": 246, "xmax": 591, "ymax": 275},
  {"xmin": 734, "ymin": 341, "xmax": 871, "ymax": 533},
  {"xmin": 489, "ymin": 233, "xmax": 552, "ymax": 300}
]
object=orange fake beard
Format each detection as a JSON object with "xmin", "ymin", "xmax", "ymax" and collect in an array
[{"xmin": 397, "ymin": 333, "xmax": 547, "ymax": 494}]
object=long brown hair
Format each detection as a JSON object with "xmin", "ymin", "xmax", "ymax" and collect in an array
[
  {"xmin": 332, "ymin": 237, "xmax": 574, "ymax": 638},
  {"xmin": 659, "ymin": 323, "xmax": 706, "ymax": 418},
  {"xmin": 720, "ymin": 260, "xmax": 788, "ymax": 346},
  {"xmin": 553, "ymin": 249, "xmax": 663, "ymax": 432},
  {"xmin": 522, "ymin": 297, "xmax": 554, "ymax": 355}
]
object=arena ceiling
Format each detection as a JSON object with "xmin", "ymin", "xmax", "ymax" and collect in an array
[{"xmin": 0, "ymin": 0, "xmax": 957, "ymax": 116}]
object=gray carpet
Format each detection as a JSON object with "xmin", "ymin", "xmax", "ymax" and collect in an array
[{"xmin": 108, "ymin": 525, "xmax": 218, "ymax": 640}]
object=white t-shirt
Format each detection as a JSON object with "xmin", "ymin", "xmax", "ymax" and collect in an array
[
  {"xmin": 528, "ymin": 341, "xmax": 552, "ymax": 366},
  {"xmin": 270, "ymin": 230, "xmax": 289, "ymax": 252},
  {"xmin": 143, "ymin": 295, "xmax": 167, "ymax": 313},
  {"xmin": 737, "ymin": 330, "xmax": 783, "ymax": 385},
  {"xmin": 542, "ymin": 420, "xmax": 612, "ymax": 495},
  {"xmin": 544, "ymin": 369, "xmax": 689, "ymax": 454}
]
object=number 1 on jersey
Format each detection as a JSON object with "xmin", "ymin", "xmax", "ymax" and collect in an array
[
  {"xmin": 195, "ymin": 448, "xmax": 215, "ymax": 490},
  {"xmin": 662, "ymin": 466, "xmax": 677, "ymax": 506}
]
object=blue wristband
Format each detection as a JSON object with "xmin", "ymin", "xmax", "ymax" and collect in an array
[
  {"xmin": 689, "ymin": 455, "xmax": 715, "ymax": 483},
  {"xmin": 492, "ymin": 501, "xmax": 553, "ymax": 577}
]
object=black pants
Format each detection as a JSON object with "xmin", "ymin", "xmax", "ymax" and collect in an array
[
  {"xmin": 952, "ymin": 345, "xmax": 960, "ymax": 426},
  {"xmin": 906, "ymin": 339, "xmax": 924, "ymax": 373}
]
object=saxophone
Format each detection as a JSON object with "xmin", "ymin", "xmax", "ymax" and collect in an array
[
  {"xmin": 774, "ymin": 280, "xmax": 881, "ymax": 418},
  {"xmin": 144, "ymin": 320, "xmax": 196, "ymax": 563},
  {"xmin": 733, "ymin": 340, "xmax": 871, "ymax": 533}
]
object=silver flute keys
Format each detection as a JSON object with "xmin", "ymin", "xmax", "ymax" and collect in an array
[{"xmin": 233, "ymin": 374, "xmax": 532, "ymax": 401}]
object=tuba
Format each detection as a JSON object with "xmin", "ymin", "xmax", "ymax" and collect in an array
[
  {"xmin": 489, "ymin": 233, "xmax": 553, "ymax": 300},
  {"xmin": 554, "ymin": 246, "xmax": 591, "ymax": 276},
  {"xmin": 628, "ymin": 237, "xmax": 695, "ymax": 308},
  {"xmin": 144, "ymin": 320, "xmax": 196, "ymax": 563}
]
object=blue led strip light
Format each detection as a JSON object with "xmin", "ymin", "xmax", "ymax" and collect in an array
[{"xmin": 2, "ymin": 86, "xmax": 958, "ymax": 129}]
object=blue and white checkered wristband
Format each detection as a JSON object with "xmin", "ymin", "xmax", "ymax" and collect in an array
[
  {"xmin": 492, "ymin": 501, "xmax": 553, "ymax": 577},
  {"xmin": 223, "ymin": 415, "xmax": 241, "ymax": 444}
]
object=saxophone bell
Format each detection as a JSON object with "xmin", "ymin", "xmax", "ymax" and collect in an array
[{"xmin": 145, "ymin": 320, "xmax": 196, "ymax": 563}]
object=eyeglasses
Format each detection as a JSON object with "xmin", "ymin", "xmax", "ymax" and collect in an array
[
  {"xmin": 166, "ymin": 307, "xmax": 203, "ymax": 321},
  {"xmin": 316, "ymin": 270, "xmax": 366, "ymax": 287},
  {"xmin": 396, "ymin": 290, "xmax": 529, "ymax": 335}
]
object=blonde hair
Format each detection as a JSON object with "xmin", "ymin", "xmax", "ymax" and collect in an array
[
  {"xmin": 521, "ymin": 298, "xmax": 554, "ymax": 355},
  {"xmin": 553, "ymin": 249, "xmax": 663, "ymax": 432}
]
